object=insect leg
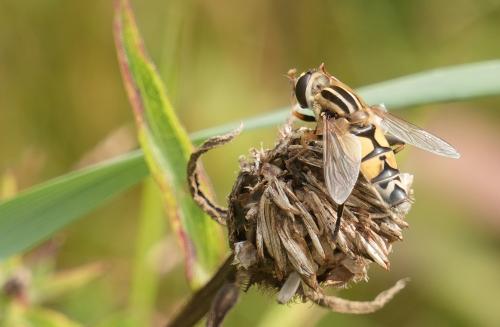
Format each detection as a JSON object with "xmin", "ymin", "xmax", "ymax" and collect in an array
[
  {"xmin": 333, "ymin": 203, "xmax": 344, "ymax": 241},
  {"xmin": 300, "ymin": 130, "xmax": 317, "ymax": 149},
  {"xmin": 392, "ymin": 143, "xmax": 405, "ymax": 154},
  {"xmin": 385, "ymin": 134, "xmax": 406, "ymax": 154}
]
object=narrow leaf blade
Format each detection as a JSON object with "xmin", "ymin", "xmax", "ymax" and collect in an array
[
  {"xmin": 0, "ymin": 151, "xmax": 148, "ymax": 260},
  {"xmin": 114, "ymin": 0, "xmax": 224, "ymax": 287},
  {"xmin": 192, "ymin": 60, "xmax": 500, "ymax": 141}
]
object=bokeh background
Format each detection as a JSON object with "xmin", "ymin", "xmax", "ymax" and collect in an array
[{"xmin": 1, "ymin": 0, "xmax": 500, "ymax": 326}]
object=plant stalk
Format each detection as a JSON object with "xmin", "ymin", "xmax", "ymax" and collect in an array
[{"xmin": 166, "ymin": 255, "xmax": 236, "ymax": 327}]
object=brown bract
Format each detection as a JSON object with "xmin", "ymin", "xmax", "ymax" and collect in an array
[{"xmin": 188, "ymin": 122, "xmax": 413, "ymax": 317}]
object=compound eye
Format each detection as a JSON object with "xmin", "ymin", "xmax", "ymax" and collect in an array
[{"xmin": 295, "ymin": 72, "xmax": 312, "ymax": 108}]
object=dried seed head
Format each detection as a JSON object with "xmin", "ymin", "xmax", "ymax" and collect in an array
[
  {"xmin": 188, "ymin": 124, "xmax": 413, "ymax": 314},
  {"xmin": 227, "ymin": 125, "xmax": 412, "ymax": 293}
]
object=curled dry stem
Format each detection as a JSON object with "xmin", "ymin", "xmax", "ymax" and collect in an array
[
  {"xmin": 304, "ymin": 278, "xmax": 409, "ymax": 314},
  {"xmin": 187, "ymin": 124, "xmax": 243, "ymax": 225}
]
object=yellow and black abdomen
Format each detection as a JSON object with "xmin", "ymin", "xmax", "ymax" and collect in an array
[{"xmin": 352, "ymin": 124, "xmax": 408, "ymax": 207}]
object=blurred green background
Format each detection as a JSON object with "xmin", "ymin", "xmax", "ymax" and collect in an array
[{"xmin": 1, "ymin": 0, "xmax": 500, "ymax": 326}]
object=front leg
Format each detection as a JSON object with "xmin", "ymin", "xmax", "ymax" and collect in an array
[{"xmin": 300, "ymin": 129, "xmax": 318, "ymax": 149}]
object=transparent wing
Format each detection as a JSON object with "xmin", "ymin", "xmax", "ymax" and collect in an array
[
  {"xmin": 323, "ymin": 117, "xmax": 362, "ymax": 204},
  {"xmin": 372, "ymin": 107, "xmax": 460, "ymax": 159}
]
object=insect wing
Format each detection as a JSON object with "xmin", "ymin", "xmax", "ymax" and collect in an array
[
  {"xmin": 373, "ymin": 107, "xmax": 460, "ymax": 159},
  {"xmin": 323, "ymin": 118, "xmax": 362, "ymax": 204}
]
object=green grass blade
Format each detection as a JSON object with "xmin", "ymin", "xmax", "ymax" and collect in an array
[
  {"xmin": 360, "ymin": 59, "xmax": 500, "ymax": 108},
  {"xmin": 189, "ymin": 109, "xmax": 290, "ymax": 145},
  {"xmin": 114, "ymin": 0, "xmax": 225, "ymax": 287},
  {"xmin": 192, "ymin": 60, "xmax": 500, "ymax": 141},
  {"xmin": 0, "ymin": 151, "xmax": 148, "ymax": 260},
  {"xmin": 0, "ymin": 59, "xmax": 499, "ymax": 264}
]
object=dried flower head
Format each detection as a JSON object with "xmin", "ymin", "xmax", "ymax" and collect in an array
[{"xmin": 188, "ymin": 122, "xmax": 413, "ymax": 315}]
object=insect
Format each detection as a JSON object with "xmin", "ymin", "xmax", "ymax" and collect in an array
[{"xmin": 288, "ymin": 64, "xmax": 460, "ymax": 238}]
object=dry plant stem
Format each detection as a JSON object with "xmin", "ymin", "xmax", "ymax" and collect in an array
[
  {"xmin": 206, "ymin": 281, "xmax": 240, "ymax": 327},
  {"xmin": 304, "ymin": 278, "xmax": 409, "ymax": 314},
  {"xmin": 187, "ymin": 124, "xmax": 243, "ymax": 225},
  {"xmin": 166, "ymin": 255, "xmax": 237, "ymax": 327}
]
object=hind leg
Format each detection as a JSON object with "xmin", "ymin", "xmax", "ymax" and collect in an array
[
  {"xmin": 332, "ymin": 203, "xmax": 344, "ymax": 241},
  {"xmin": 385, "ymin": 135, "xmax": 406, "ymax": 154}
]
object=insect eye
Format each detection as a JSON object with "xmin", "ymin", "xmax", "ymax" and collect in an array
[{"xmin": 295, "ymin": 72, "xmax": 312, "ymax": 108}]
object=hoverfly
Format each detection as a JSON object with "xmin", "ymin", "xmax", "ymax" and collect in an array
[{"xmin": 288, "ymin": 64, "xmax": 460, "ymax": 238}]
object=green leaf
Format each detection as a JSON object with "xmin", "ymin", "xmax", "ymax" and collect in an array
[
  {"xmin": 191, "ymin": 60, "xmax": 500, "ymax": 141},
  {"xmin": 114, "ymin": 0, "xmax": 224, "ymax": 287},
  {"xmin": 1, "ymin": 59, "xmax": 499, "ymax": 266},
  {"xmin": 359, "ymin": 59, "xmax": 500, "ymax": 108},
  {"xmin": 0, "ymin": 151, "xmax": 148, "ymax": 260}
]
